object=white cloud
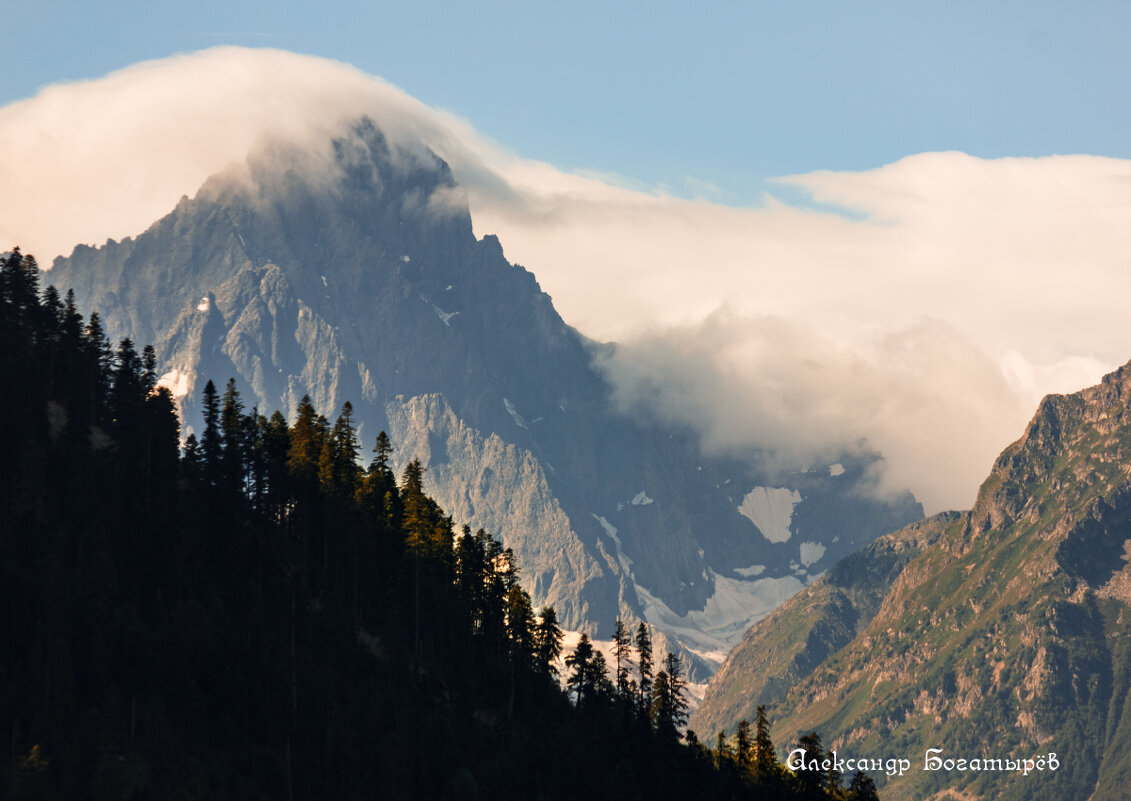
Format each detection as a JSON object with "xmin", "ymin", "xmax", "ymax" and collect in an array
[
  {"xmin": 2, "ymin": 47, "xmax": 1129, "ymax": 513},
  {"xmin": 595, "ymin": 311, "xmax": 1105, "ymax": 512},
  {"xmin": 0, "ymin": 47, "xmax": 483, "ymax": 261}
]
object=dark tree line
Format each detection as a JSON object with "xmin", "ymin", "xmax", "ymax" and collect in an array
[
  {"xmin": 561, "ymin": 621, "xmax": 688, "ymax": 738},
  {"xmin": 1, "ymin": 249, "xmax": 869, "ymax": 800},
  {"xmin": 555, "ymin": 624, "xmax": 880, "ymax": 800},
  {"xmin": 692, "ymin": 706, "xmax": 879, "ymax": 801}
]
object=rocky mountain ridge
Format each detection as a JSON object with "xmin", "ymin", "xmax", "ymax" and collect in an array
[
  {"xmin": 45, "ymin": 118, "xmax": 922, "ymax": 674},
  {"xmin": 694, "ymin": 360, "xmax": 1131, "ymax": 799}
]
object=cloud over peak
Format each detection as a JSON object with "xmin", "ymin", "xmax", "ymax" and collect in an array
[{"xmin": 2, "ymin": 47, "xmax": 1128, "ymax": 513}]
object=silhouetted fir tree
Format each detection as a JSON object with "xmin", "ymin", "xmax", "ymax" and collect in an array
[
  {"xmin": 715, "ymin": 730, "xmax": 732, "ymax": 769},
  {"xmin": 586, "ymin": 651, "xmax": 615, "ymax": 705},
  {"xmin": 534, "ymin": 606, "xmax": 564, "ymax": 681},
  {"xmin": 565, "ymin": 633, "xmax": 596, "ymax": 706},
  {"xmin": 200, "ymin": 379, "xmax": 222, "ymax": 485},
  {"xmin": 794, "ymin": 732, "xmax": 829, "ymax": 800},
  {"xmin": 400, "ymin": 459, "xmax": 429, "ymax": 553},
  {"xmin": 219, "ymin": 377, "xmax": 247, "ymax": 495},
  {"xmin": 505, "ymin": 585, "xmax": 536, "ymax": 662},
  {"xmin": 635, "ymin": 621, "xmax": 654, "ymax": 718},
  {"xmin": 685, "ymin": 728, "xmax": 709, "ymax": 762},
  {"xmin": 735, "ymin": 718, "xmax": 753, "ymax": 770},
  {"xmin": 181, "ymin": 432, "xmax": 202, "ymax": 478},
  {"xmin": 499, "ymin": 545, "xmax": 519, "ymax": 592},
  {"xmin": 372, "ymin": 428, "xmax": 392, "ymax": 468},
  {"xmin": 141, "ymin": 344, "xmax": 157, "ymax": 393},
  {"xmin": 144, "ymin": 386, "xmax": 181, "ymax": 495},
  {"xmin": 663, "ymin": 650, "xmax": 689, "ymax": 731},
  {"xmin": 612, "ymin": 618, "xmax": 633, "ymax": 699},
  {"xmin": 57, "ymin": 289, "xmax": 88, "ymax": 423},
  {"xmin": 0, "ymin": 248, "xmax": 40, "ymax": 332},
  {"xmin": 455, "ymin": 525, "xmax": 486, "ymax": 631},
  {"xmin": 321, "ymin": 400, "xmax": 361, "ymax": 499},
  {"xmin": 848, "ymin": 769, "xmax": 880, "ymax": 801},
  {"xmin": 109, "ymin": 338, "xmax": 145, "ymax": 444},
  {"xmin": 753, "ymin": 704, "xmax": 777, "ymax": 777},
  {"xmin": 399, "ymin": 458, "xmax": 455, "ymax": 659},
  {"xmin": 287, "ymin": 395, "xmax": 323, "ymax": 480},
  {"xmin": 361, "ymin": 429, "xmax": 399, "ymax": 562},
  {"xmin": 285, "ymin": 394, "xmax": 327, "ymax": 579},
  {"xmin": 258, "ymin": 410, "xmax": 291, "ymax": 513},
  {"xmin": 82, "ymin": 311, "xmax": 113, "ymax": 423},
  {"xmin": 109, "ymin": 338, "xmax": 150, "ymax": 505},
  {"xmin": 38, "ymin": 284, "xmax": 66, "ymax": 394},
  {"xmin": 652, "ymin": 669, "xmax": 673, "ymax": 734}
]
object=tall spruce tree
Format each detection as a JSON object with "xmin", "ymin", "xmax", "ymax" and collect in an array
[
  {"xmin": 565, "ymin": 633, "xmax": 596, "ymax": 706},
  {"xmin": 753, "ymin": 705, "xmax": 777, "ymax": 778},
  {"xmin": 663, "ymin": 650, "xmax": 689, "ymax": 731},
  {"xmin": 200, "ymin": 379, "xmax": 222, "ymax": 485},
  {"xmin": 219, "ymin": 377, "xmax": 246, "ymax": 495},
  {"xmin": 534, "ymin": 606, "xmax": 564, "ymax": 681},
  {"xmin": 505, "ymin": 585, "xmax": 536, "ymax": 662},
  {"xmin": 612, "ymin": 619, "xmax": 633, "ymax": 700},
  {"xmin": 635, "ymin": 622, "xmax": 654, "ymax": 718},
  {"xmin": 794, "ymin": 732, "xmax": 828, "ymax": 799},
  {"xmin": 848, "ymin": 770, "xmax": 879, "ymax": 801},
  {"xmin": 735, "ymin": 719, "xmax": 753, "ymax": 770}
]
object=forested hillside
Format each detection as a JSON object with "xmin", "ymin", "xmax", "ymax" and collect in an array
[{"xmin": 0, "ymin": 248, "xmax": 869, "ymax": 799}]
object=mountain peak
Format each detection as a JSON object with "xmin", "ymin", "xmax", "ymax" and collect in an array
[
  {"xmin": 45, "ymin": 123, "xmax": 921, "ymax": 670},
  {"xmin": 695, "ymin": 356, "xmax": 1131, "ymax": 799},
  {"xmin": 970, "ymin": 357, "xmax": 1131, "ymax": 537}
]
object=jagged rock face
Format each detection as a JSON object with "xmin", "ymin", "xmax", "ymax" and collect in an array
[
  {"xmin": 694, "ymin": 362, "xmax": 1131, "ymax": 799},
  {"xmin": 46, "ymin": 119, "xmax": 921, "ymax": 673}
]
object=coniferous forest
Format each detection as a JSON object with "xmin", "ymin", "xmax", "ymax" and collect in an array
[{"xmin": 1, "ymin": 248, "xmax": 874, "ymax": 799}]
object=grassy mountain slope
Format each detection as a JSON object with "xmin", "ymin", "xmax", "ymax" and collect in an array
[
  {"xmin": 691, "ymin": 511, "xmax": 960, "ymax": 737},
  {"xmin": 697, "ymin": 360, "xmax": 1131, "ymax": 800}
]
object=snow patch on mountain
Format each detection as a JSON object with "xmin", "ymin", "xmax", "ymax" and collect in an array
[
  {"xmin": 418, "ymin": 293, "xmax": 458, "ymax": 327},
  {"xmin": 592, "ymin": 514, "xmax": 633, "ymax": 576},
  {"xmin": 560, "ymin": 627, "xmax": 709, "ymax": 714},
  {"xmin": 799, "ymin": 541, "xmax": 826, "ymax": 567},
  {"xmin": 559, "ymin": 629, "xmax": 618, "ymax": 681},
  {"xmin": 433, "ymin": 306, "xmax": 458, "ymax": 326},
  {"xmin": 502, "ymin": 397, "xmax": 527, "ymax": 429},
  {"xmin": 635, "ymin": 572, "xmax": 805, "ymax": 655},
  {"xmin": 737, "ymin": 487, "xmax": 802, "ymax": 543},
  {"xmin": 686, "ymin": 646, "xmax": 730, "ymax": 668},
  {"xmin": 157, "ymin": 368, "xmax": 191, "ymax": 399}
]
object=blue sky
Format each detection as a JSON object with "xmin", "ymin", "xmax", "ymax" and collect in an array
[{"xmin": 4, "ymin": 0, "xmax": 1128, "ymax": 202}]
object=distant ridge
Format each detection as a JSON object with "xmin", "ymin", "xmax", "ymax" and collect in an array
[{"xmin": 694, "ymin": 360, "xmax": 1131, "ymax": 799}]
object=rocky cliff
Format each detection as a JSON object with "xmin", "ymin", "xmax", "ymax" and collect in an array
[{"xmin": 45, "ymin": 119, "xmax": 922, "ymax": 673}]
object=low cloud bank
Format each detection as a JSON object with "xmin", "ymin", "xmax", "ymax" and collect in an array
[
  {"xmin": 2, "ymin": 47, "xmax": 1128, "ymax": 512},
  {"xmin": 595, "ymin": 312, "xmax": 1108, "ymax": 511}
]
